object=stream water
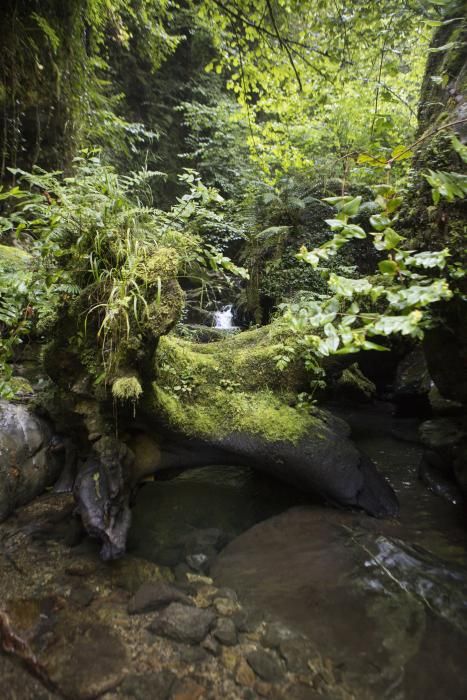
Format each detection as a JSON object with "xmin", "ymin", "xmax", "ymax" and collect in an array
[
  {"xmin": 213, "ymin": 304, "xmax": 236, "ymax": 330},
  {"xmin": 129, "ymin": 401, "xmax": 467, "ymax": 699}
]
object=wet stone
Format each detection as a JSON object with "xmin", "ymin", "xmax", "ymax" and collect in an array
[
  {"xmin": 174, "ymin": 562, "xmax": 191, "ymax": 583},
  {"xmin": 119, "ymin": 670, "xmax": 176, "ymax": 700},
  {"xmin": 247, "ymin": 648, "xmax": 285, "ymax": 683},
  {"xmin": 148, "ymin": 602, "xmax": 216, "ymax": 644},
  {"xmin": 233, "ymin": 606, "xmax": 268, "ymax": 633},
  {"xmin": 69, "ymin": 585, "xmax": 95, "ymax": 608},
  {"xmin": 170, "ymin": 678, "xmax": 205, "ymax": 700},
  {"xmin": 262, "ymin": 622, "xmax": 296, "ymax": 649},
  {"xmin": 176, "ymin": 643, "xmax": 210, "ymax": 664},
  {"xmin": 279, "ymin": 639, "xmax": 314, "ymax": 674},
  {"xmin": 213, "ymin": 596, "xmax": 239, "ymax": 616},
  {"xmin": 213, "ymin": 616, "xmax": 238, "ymax": 646},
  {"xmin": 201, "ymin": 634, "xmax": 221, "ymax": 656},
  {"xmin": 235, "ymin": 658, "xmax": 256, "ymax": 688},
  {"xmin": 186, "ymin": 552, "xmax": 210, "ymax": 574},
  {"xmin": 285, "ymin": 684, "xmax": 323, "ymax": 700},
  {"xmin": 183, "ymin": 527, "xmax": 228, "ymax": 553},
  {"xmin": 256, "ymin": 681, "xmax": 273, "ymax": 697},
  {"xmin": 65, "ymin": 562, "xmax": 97, "ymax": 577},
  {"xmin": 110, "ymin": 557, "xmax": 174, "ymax": 593},
  {"xmin": 128, "ymin": 582, "xmax": 190, "ymax": 614},
  {"xmin": 0, "ymin": 655, "xmax": 58, "ymax": 700},
  {"xmin": 44, "ymin": 621, "xmax": 128, "ymax": 699},
  {"xmin": 216, "ymin": 587, "xmax": 238, "ymax": 602}
]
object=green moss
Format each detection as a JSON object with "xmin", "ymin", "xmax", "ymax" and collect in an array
[
  {"xmin": 148, "ymin": 325, "xmax": 318, "ymax": 444},
  {"xmin": 336, "ymin": 363, "xmax": 376, "ymax": 402},
  {"xmin": 0, "ymin": 244, "xmax": 30, "ymax": 269},
  {"xmin": 142, "ymin": 247, "xmax": 180, "ymax": 283},
  {"xmin": 147, "ymin": 278, "xmax": 185, "ymax": 338},
  {"xmin": 152, "ymin": 384, "xmax": 314, "ymax": 443},
  {"xmin": 9, "ymin": 376, "xmax": 33, "ymax": 397},
  {"xmin": 112, "ymin": 376, "xmax": 143, "ymax": 402}
]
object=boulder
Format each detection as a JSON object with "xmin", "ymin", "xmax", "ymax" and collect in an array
[{"xmin": 0, "ymin": 400, "xmax": 61, "ymax": 520}]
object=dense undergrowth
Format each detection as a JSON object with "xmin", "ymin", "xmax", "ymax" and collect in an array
[{"xmin": 0, "ymin": 0, "xmax": 466, "ymax": 406}]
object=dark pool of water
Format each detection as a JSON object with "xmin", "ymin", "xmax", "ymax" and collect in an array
[
  {"xmin": 127, "ymin": 464, "xmax": 311, "ymax": 565},
  {"xmin": 128, "ymin": 401, "xmax": 467, "ymax": 699}
]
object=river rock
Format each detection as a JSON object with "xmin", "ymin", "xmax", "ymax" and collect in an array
[
  {"xmin": 279, "ymin": 639, "xmax": 316, "ymax": 674},
  {"xmin": 170, "ymin": 678, "xmax": 206, "ymax": 700},
  {"xmin": 334, "ymin": 363, "xmax": 376, "ymax": 403},
  {"xmin": 419, "ymin": 416, "xmax": 467, "ymax": 498},
  {"xmin": 246, "ymin": 648, "xmax": 285, "ymax": 682},
  {"xmin": 0, "ymin": 654, "xmax": 58, "ymax": 700},
  {"xmin": 262, "ymin": 622, "xmax": 296, "ymax": 649},
  {"xmin": 0, "ymin": 400, "xmax": 61, "ymax": 520},
  {"xmin": 128, "ymin": 581, "xmax": 190, "ymax": 614},
  {"xmin": 110, "ymin": 556, "xmax": 174, "ymax": 593},
  {"xmin": 419, "ymin": 417, "xmax": 467, "ymax": 452},
  {"xmin": 119, "ymin": 671, "xmax": 175, "ymax": 700},
  {"xmin": 44, "ymin": 621, "xmax": 128, "ymax": 699},
  {"xmin": 212, "ymin": 616, "xmax": 238, "ymax": 645},
  {"xmin": 182, "ymin": 527, "xmax": 228, "ymax": 553},
  {"xmin": 148, "ymin": 602, "xmax": 216, "ymax": 644}
]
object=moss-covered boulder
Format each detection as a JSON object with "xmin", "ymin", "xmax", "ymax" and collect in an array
[{"xmin": 144, "ymin": 326, "xmax": 398, "ymax": 518}]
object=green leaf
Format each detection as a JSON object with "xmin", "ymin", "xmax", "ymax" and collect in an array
[
  {"xmin": 341, "ymin": 196, "xmax": 362, "ymax": 216},
  {"xmin": 357, "ymin": 153, "xmax": 387, "ymax": 167},
  {"xmin": 451, "ymin": 135, "xmax": 467, "ymax": 164},
  {"xmin": 386, "ymin": 197, "xmax": 404, "ymax": 213},
  {"xmin": 370, "ymin": 214, "xmax": 391, "ymax": 231},
  {"xmin": 391, "ymin": 145, "xmax": 414, "ymax": 161},
  {"xmin": 383, "ymin": 228, "xmax": 404, "ymax": 250},
  {"xmin": 378, "ymin": 259, "xmax": 398, "ymax": 276},
  {"xmin": 325, "ymin": 218, "xmax": 345, "ymax": 230}
]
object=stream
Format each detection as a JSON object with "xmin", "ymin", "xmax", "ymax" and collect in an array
[
  {"xmin": 1, "ymin": 401, "xmax": 466, "ymax": 699},
  {"xmin": 128, "ymin": 401, "xmax": 467, "ymax": 699}
]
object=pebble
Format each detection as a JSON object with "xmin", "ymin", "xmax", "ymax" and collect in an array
[
  {"xmin": 235, "ymin": 658, "xmax": 256, "ymax": 688},
  {"xmin": 213, "ymin": 597, "xmax": 239, "ymax": 616},
  {"xmin": 119, "ymin": 670, "xmax": 175, "ymax": 700},
  {"xmin": 128, "ymin": 582, "xmax": 190, "ymax": 614},
  {"xmin": 279, "ymin": 639, "xmax": 314, "ymax": 674},
  {"xmin": 247, "ymin": 648, "xmax": 285, "ymax": 682},
  {"xmin": 170, "ymin": 678, "xmax": 205, "ymax": 700},
  {"xmin": 262, "ymin": 622, "xmax": 296, "ymax": 649},
  {"xmin": 213, "ymin": 616, "xmax": 238, "ymax": 646},
  {"xmin": 148, "ymin": 603, "xmax": 216, "ymax": 644}
]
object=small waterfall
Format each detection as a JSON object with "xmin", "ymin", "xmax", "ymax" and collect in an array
[{"xmin": 213, "ymin": 304, "xmax": 235, "ymax": 329}]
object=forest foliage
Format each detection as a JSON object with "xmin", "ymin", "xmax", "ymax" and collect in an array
[{"xmin": 0, "ymin": 0, "xmax": 466, "ymax": 399}]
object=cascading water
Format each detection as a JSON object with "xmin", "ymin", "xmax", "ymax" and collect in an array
[{"xmin": 213, "ymin": 304, "xmax": 235, "ymax": 329}]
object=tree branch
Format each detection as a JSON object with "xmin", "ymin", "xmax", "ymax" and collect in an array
[
  {"xmin": 211, "ymin": 0, "xmax": 329, "ymax": 58},
  {"xmin": 264, "ymin": 0, "xmax": 302, "ymax": 90}
]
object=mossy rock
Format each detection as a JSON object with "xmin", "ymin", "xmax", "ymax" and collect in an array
[
  {"xmin": 148, "ymin": 324, "xmax": 312, "ymax": 444},
  {"xmin": 335, "ymin": 364, "xmax": 376, "ymax": 403},
  {"xmin": 0, "ymin": 244, "xmax": 30, "ymax": 269}
]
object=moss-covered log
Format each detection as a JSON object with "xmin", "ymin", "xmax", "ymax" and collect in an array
[{"xmin": 140, "ymin": 326, "xmax": 399, "ymax": 522}]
